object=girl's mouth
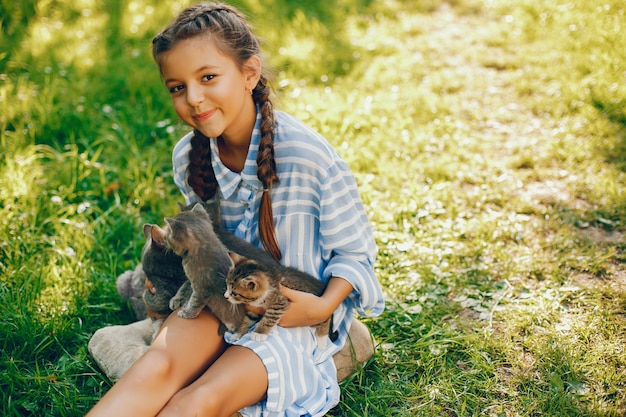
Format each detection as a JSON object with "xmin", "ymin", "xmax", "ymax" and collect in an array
[{"xmin": 193, "ymin": 109, "xmax": 216, "ymax": 122}]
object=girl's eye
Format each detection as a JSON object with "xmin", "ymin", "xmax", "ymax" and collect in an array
[
  {"xmin": 168, "ymin": 84, "xmax": 184, "ymax": 94},
  {"xmin": 202, "ymin": 74, "xmax": 216, "ymax": 82}
]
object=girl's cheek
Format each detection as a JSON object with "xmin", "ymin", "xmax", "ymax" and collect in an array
[
  {"xmin": 172, "ymin": 97, "xmax": 186, "ymax": 114},
  {"xmin": 172, "ymin": 103, "xmax": 187, "ymax": 122}
]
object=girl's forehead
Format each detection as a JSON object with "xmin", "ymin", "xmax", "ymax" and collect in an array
[{"xmin": 160, "ymin": 37, "xmax": 235, "ymax": 79}]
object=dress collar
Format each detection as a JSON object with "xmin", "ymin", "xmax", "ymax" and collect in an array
[{"xmin": 210, "ymin": 105, "xmax": 263, "ymax": 200}]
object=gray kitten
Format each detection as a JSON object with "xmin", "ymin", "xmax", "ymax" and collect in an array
[
  {"xmin": 141, "ymin": 200, "xmax": 280, "ymax": 335},
  {"xmin": 164, "ymin": 203, "xmax": 247, "ymax": 333},
  {"xmin": 141, "ymin": 199, "xmax": 278, "ymax": 317},
  {"xmin": 225, "ymin": 252, "xmax": 330, "ymax": 343},
  {"xmin": 141, "ymin": 223, "xmax": 186, "ymax": 318},
  {"xmin": 182, "ymin": 200, "xmax": 279, "ymax": 268}
]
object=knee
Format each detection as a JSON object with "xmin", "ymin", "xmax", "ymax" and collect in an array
[
  {"xmin": 140, "ymin": 347, "xmax": 175, "ymax": 382},
  {"xmin": 161, "ymin": 386, "xmax": 229, "ymax": 417},
  {"xmin": 193, "ymin": 386, "xmax": 228, "ymax": 417}
]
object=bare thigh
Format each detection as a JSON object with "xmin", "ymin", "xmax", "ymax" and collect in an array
[
  {"xmin": 151, "ymin": 310, "xmax": 229, "ymax": 385},
  {"xmin": 86, "ymin": 309, "xmax": 227, "ymax": 417},
  {"xmin": 158, "ymin": 345, "xmax": 268, "ymax": 417}
]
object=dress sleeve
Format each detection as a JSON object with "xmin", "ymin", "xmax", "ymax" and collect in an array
[{"xmin": 319, "ymin": 157, "xmax": 385, "ymax": 317}]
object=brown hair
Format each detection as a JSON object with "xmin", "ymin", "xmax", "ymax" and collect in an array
[{"xmin": 152, "ymin": 3, "xmax": 282, "ymax": 261}]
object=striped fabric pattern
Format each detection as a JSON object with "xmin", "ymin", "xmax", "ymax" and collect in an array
[{"xmin": 172, "ymin": 108, "xmax": 384, "ymax": 416}]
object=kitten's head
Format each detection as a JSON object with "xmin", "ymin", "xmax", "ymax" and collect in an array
[
  {"xmin": 164, "ymin": 203, "xmax": 212, "ymax": 256},
  {"xmin": 178, "ymin": 199, "xmax": 221, "ymax": 224},
  {"xmin": 224, "ymin": 253, "xmax": 271, "ymax": 305},
  {"xmin": 141, "ymin": 223, "xmax": 185, "ymax": 284}
]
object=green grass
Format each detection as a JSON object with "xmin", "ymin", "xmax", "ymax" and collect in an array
[{"xmin": 1, "ymin": 0, "xmax": 625, "ymax": 415}]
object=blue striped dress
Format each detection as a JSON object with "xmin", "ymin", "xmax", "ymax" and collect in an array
[{"xmin": 171, "ymin": 108, "xmax": 385, "ymax": 417}]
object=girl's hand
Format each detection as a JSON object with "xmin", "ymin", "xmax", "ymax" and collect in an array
[
  {"xmin": 278, "ymin": 276, "xmax": 354, "ymax": 328},
  {"xmin": 145, "ymin": 278, "xmax": 157, "ymax": 294},
  {"xmin": 244, "ymin": 304, "xmax": 266, "ymax": 316},
  {"xmin": 278, "ymin": 287, "xmax": 326, "ymax": 327}
]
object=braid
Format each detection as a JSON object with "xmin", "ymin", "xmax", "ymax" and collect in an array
[
  {"xmin": 153, "ymin": 2, "xmax": 282, "ymax": 261},
  {"xmin": 254, "ymin": 75, "xmax": 282, "ymax": 261},
  {"xmin": 187, "ymin": 130, "xmax": 217, "ymax": 201}
]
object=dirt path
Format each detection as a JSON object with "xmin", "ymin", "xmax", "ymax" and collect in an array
[
  {"xmin": 365, "ymin": 3, "xmax": 626, "ymax": 310},
  {"xmin": 410, "ymin": 4, "xmax": 624, "ymax": 246}
]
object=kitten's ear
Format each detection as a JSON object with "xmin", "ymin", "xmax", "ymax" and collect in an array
[
  {"xmin": 143, "ymin": 224, "xmax": 152, "ymax": 239},
  {"xmin": 244, "ymin": 277, "xmax": 257, "ymax": 291},
  {"xmin": 177, "ymin": 202, "xmax": 186, "ymax": 212},
  {"xmin": 191, "ymin": 203, "xmax": 208, "ymax": 217},
  {"xmin": 151, "ymin": 225, "xmax": 168, "ymax": 248},
  {"xmin": 164, "ymin": 217, "xmax": 175, "ymax": 227},
  {"xmin": 228, "ymin": 251, "xmax": 247, "ymax": 266}
]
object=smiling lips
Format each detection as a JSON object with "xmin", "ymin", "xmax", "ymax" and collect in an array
[{"xmin": 193, "ymin": 109, "xmax": 216, "ymax": 122}]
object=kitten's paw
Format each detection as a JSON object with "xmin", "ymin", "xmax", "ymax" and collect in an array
[
  {"xmin": 169, "ymin": 296, "xmax": 184, "ymax": 311},
  {"xmin": 250, "ymin": 332, "xmax": 268, "ymax": 342},
  {"xmin": 177, "ymin": 308, "xmax": 199, "ymax": 319}
]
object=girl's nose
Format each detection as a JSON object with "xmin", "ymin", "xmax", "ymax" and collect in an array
[{"xmin": 186, "ymin": 84, "xmax": 204, "ymax": 106}]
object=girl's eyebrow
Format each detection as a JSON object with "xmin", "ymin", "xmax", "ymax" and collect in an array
[{"xmin": 164, "ymin": 65, "xmax": 220, "ymax": 84}]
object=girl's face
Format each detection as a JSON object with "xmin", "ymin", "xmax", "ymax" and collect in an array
[{"xmin": 160, "ymin": 36, "xmax": 260, "ymax": 145}]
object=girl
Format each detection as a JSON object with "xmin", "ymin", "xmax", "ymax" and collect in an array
[{"xmin": 86, "ymin": 2, "xmax": 384, "ymax": 416}]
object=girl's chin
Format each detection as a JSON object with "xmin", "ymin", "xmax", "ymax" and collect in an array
[
  {"xmin": 195, "ymin": 126, "xmax": 223, "ymax": 139},
  {"xmin": 183, "ymin": 115, "xmax": 223, "ymax": 138}
]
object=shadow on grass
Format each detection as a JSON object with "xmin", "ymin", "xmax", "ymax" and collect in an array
[
  {"xmin": 0, "ymin": 0, "xmax": 38, "ymax": 70},
  {"xmin": 592, "ymin": 97, "xmax": 626, "ymax": 172}
]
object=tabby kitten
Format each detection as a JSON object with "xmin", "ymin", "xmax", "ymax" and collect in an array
[
  {"xmin": 225, "ymin": 252, "xmax": 330, "ymax": 343},
  {"xmin": 164, "ymin": 203, "xmax": 247, "ymax": 334}
]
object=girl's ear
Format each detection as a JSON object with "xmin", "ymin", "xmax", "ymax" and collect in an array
[{"xmin": 243, "ymin": 55, "xmax": 262, "ymax": 91}]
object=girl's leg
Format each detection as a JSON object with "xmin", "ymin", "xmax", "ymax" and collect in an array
[
  {"xmin": 86, "ymin": 310, "xmax": 227, "ymax": 417},
  {"xmin": 157, "ymin": 345, "xmax": 268, "ymax": 417}
]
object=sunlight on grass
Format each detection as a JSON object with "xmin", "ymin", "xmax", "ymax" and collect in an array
[
  {"xmin": 0, "ymin": 149, "xmax": 39, "ymax": 200},
  {"xmin": 272, "ymin": 9, "xmax": 342, "ymax": 77},
  {"xmin": 22, "ymin": 0, "xmax": 107, "ymax": 71},
  {"xmin": 122, "ymin": 0, "xmax": 191, "ymax": 37},
  {"xmin": 0, "ymin": 144, "xmax": 97, "ymax": 320},
  {"xmin": 123, "ymin": 0, "xmax": 157, "ymax": 36},
  {"xmin": 0, "ymin": 74, "xmax": 54, "ymax": 146}
]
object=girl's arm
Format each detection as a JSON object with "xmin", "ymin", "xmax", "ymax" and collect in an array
[{"xmin": 278, "ymin": 276, "xmax": 354, "ymax": 328}]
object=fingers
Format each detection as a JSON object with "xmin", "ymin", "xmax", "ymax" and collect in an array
[
  {"xmin": 244, "ymin": 304, "xmax": 265, "ymax": 315},
  {"xmin": 279, "ymin": 285, "xmax": 299, "ymax": 299},
  {"xmin": 145, "ymin": 278, "xmax": 157, "ymax": 295}
]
